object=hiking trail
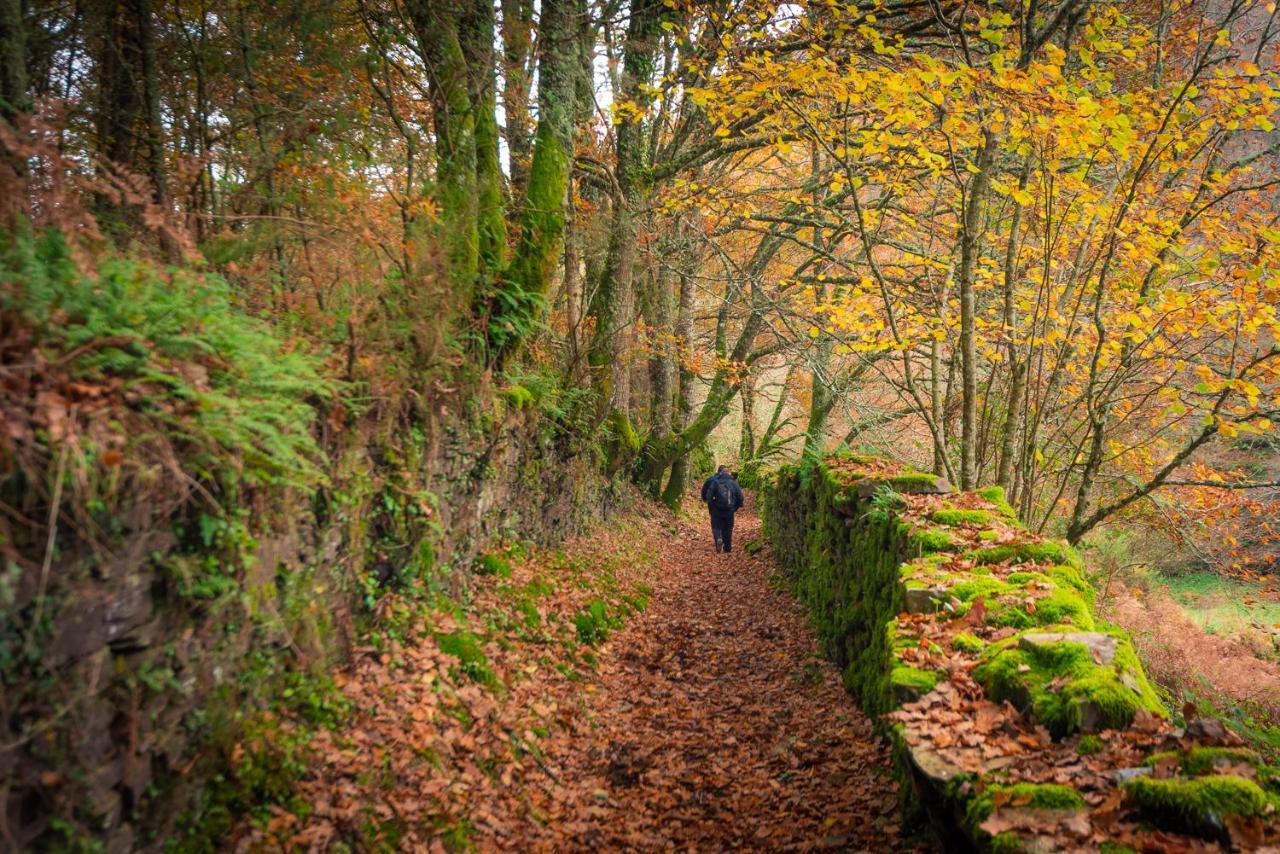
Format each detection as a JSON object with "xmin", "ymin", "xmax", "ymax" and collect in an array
[{"xmin": 237, "ymin": 501, "xmax": 911, "ymax": 852}]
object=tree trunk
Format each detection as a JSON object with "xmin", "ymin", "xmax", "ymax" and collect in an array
[
  {"xmin": 660, "ymin": 252, "xmax": 697, "ymax": 508},
  {"xmin": 1, "ymin": 0, "xmax": 27, "ymax": 121},
  {"xmin": 0, "ymin": 0, "xmax": 28, "ymax": 225},
  {"xmin": 499, "ymin": 0, "xmax": 535, "ymax": 202},
  {"xmin": 958, "ymin": 129, "xmax": 997, "ymax": 489},
  {"xmin": 491, "ymin": 0, "xmax": 582, "ymax": 354},
  {"xmin": 88, "ymin": 0, "xmax": 166, "ymax": 238},
  {"xmin": 589, "ymin": 0, "xmax": 662, "ymax": 410},
  {"xmin": 410, "ymin": 0, "xmax": 479, "ymax": 298}
]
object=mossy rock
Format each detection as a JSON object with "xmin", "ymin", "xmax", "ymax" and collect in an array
[
  {"xmin": 977, "ymin": 485, "xmax": 1020, "ymax": 521},
  {"xmin": 1145, "ymin": 747, "xmax": 1276, "ymax": 783},
  {"xmin": 948, "ymin": 577, "xmax": 1013, "ymax": 603},
  {"xmin": 889, "ymin": 471, "xmax": 951, "ymax": 493},
  {"xmin": 974, "ymin": 631, "xmax": 1164, "ymax": 737},
  {"xmin": 966, "ymin": 782, "xmax": 1086, "ymax": 831},
  {"xmin": 1123, "ymin": 775, "xmax": 1274, "ymax": 839},
  {"xmin": 909, "ymin": 526, "xmax": 961, "ymax": 554},
  {"xmin": 969, "ymin": 541, "xmax": 1085, "ymax": 570},
  {"xmin": 1045, "ymin": 564, "xmax": 1093, "ymax": 602},
  {"xmin": 891, "ymin": 665, "xmax": 942, "ymax": 703},
  {"xmin": 1032, "ymin": 589, "xmax": 1095, "ymax": 630},
  {"xmin": 952, "ymin": 632, "xmax": 985, "ymax": 654},
  {"xmin": 930, "ymin": 507, "xmax": 995, "ymax": 527}
]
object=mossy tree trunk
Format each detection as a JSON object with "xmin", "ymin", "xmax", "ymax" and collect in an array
[
  {"xmin": 499, "ymin": 0, "xmax": 535, "ymax": 203},
  {"xmin": 492, "ymin": 0, "xmax": 582, "ymax": 354},
  {"xmin": 0, "ymin": 0, "xmax": 23, "ymax": 121},
  {"xmin": 659, "ymin": 248, "xmax": 698, "ymax": 507},
  {"xmin": 410, "ymin": 0, "xmax": 479, "ymax": 300},
  {"xmin": 589, "ymin": 0, "xmax": 662, "ymax": 415},
  {"xmin": 0, "ymin": 0, "xmax": 27, "ymax": 225}
]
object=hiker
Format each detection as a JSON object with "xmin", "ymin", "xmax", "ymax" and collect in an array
[{"xmin": 700, "ymin": 465, "xmax": 745, "ymax": 553}]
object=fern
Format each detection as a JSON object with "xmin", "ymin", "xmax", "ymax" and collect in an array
[{"xmin": 2, "ymin": 225, "xmax": 333, "ymax": 494}]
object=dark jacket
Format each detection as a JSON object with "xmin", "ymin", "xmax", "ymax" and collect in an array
[{"xmin": 701, "ymin": 472, "xmax": 744, "ymax": 513}]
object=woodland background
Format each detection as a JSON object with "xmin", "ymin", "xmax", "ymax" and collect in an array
[{"xmin": 2, "ymin": 0, "xmax": 1280, "ymax": 847}]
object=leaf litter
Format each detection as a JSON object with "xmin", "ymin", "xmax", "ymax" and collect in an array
[{"xmin": 231, "ymin": 502, "xmax": 913, "ymax": 851}]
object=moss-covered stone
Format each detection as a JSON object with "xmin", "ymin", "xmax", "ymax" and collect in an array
[
  {"xmin": 1145, "ymin": 747, "xmax": 1269, "ymax": 777},
  {"xmin": 889, "ymin": 471, "xmax": 950, "ymax": 493},
  {"xmin": 1032, "ymin": 589, "xmax": 1094, "ymax": 629},
  {"xmin": 891, "ymin": 665, "xmax": 942, "ymax": 703},
  {"xmin": 977, "ymin": 485, "xmax": 1020, "ymax": 520},
  {"xmin": 930, "ymin": 508, "xmax": 996, "ymax": 527},
  {"xmin": 952, "ymin": 632, "xmax": 986, "ymax": 654},
  {"xmin": 974, "ymin": 632, "xmax": 1164, "ymax": 737},
  {"xmin": 1123, "ymin": 775, "xmax": 1273, "ymax": 838},
  {"xmin": 966, "ymin": 782, "xmax": 1086, "ymax": 827},
  {"xmin": 948, "ymin": 577, "xmax": 1012, "ymax": 603},
  {"xmin": 909, "ymin": 527, "xmax": 961, "ymax": 554},
  {"xmin": 969, "ymin": 541, "xmax": 1084, "ymax": 569}
]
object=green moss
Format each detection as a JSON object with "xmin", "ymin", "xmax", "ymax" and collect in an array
[
  {"xmin": 1123, "ymin": 775, "xmax": 1271, "ymax": 837},
  {"xmin": 1077, "ymin": 734, "xmax": 1105, "ymax": 756},
  {"xmin": 967, "ymin": 783, "xmax": 1085, "ymax": 827},
  {"xmin": 436, "ymin": 630, "xmax": 498, "ymax": 687},
  {"xmin": 607, "ymin": 408, "xmax": 642, "ymax": 455},
  {"xmin": 889, "ymin": 472, "xmax": 944, "ymax": 490},
  {"xmin": 475, "ymin": 553, "xmax": 512, "ymax": 578},
  {"xmin": 498, "ymin": 384, "xmax": 534, "ymax": 410},
  {"xmin": 952, "ymin": 632, "xmax": 986, "ymax": 654},
  {"xmin": 970, "ymin": 544, "xmax": 1021, "ymax": 565},
  {"xmin": 930, "ymin": 508, "xmax": 995, "ymax": 526},
  {"xmin": 985, "ymin": 602, "xmax": 1037, "ymax": 629},
  {"xmin": 974, "ymin": 634, "xmax": 1164, "ymax": 737},
  {"xmin": 1033, "ymin": 589, "xmax": 1095, "ymax": 629},
  {"xmin": 1146, "ymin": 747, "xmax": 1264, "ymax": 776},
  {"xmin": 1023, "ymin": 541, "xmax": 1084, "ymax": 569},
  {"xmin": 978, "ymin": 485, "xmax": 1020, "ymax": 520},
  {"xmin": 977, "ymin": 530, "xmax": 1000, "ymax": 541},
  {"xmin": 909, "ymin": 527, "xmax": 960, "ymax": 554},
  {"xmin": 968, "ymin": 540, "xmax": 1085, "ymax": 571},
  {"xmin": 890, "ymin": 665, "xmax": 941, "ymax": 701},
  {"xmin": 948, "ymin": 577, "xmax": 1012, "ymax": 602},
  {"xmin": 572, "ymin": 598, "xmax": 620, "ymax": 645},
  {"xmin": 1045, "ymin": 564, "xmax": 1093, "ymax": 600},
  {"xmin": 1099, "ymin": 844, "xmax": 1138, "ymax": 854}
]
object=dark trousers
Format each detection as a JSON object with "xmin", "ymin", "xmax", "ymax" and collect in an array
[{"xmin": 709, "ymin": 509, "xmax": 736, "ymax": 552}]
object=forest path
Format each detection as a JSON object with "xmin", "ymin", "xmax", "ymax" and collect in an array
[
  {"xmin": 235, "ymin": 501, "xmax": 909, "ymax": 852},
  {"xmin": 522, "ymin": 503, "xmax": 907, "ymax": 851}
]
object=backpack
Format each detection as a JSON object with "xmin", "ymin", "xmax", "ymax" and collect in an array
[{"xmin": 710, "ymin": 477, "xmax": 736, "ymax": 510}]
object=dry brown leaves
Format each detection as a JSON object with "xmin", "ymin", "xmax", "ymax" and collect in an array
[
  {"xmin": 231, "ymin": 504, "xmax": 913, "ymax": 852},
  {"xmin": 888, "ymin": 490, "xmax": 1280, "ymax": 853}
]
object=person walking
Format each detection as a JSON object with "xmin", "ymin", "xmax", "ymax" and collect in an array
[{"xmin": 700, "ymin": 465, "xmax": 745, "ymax": 553}]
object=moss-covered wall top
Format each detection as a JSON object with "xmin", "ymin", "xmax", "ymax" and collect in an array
[{"xmin": 762, "ymin": 454, "xmax": 1280, "ymax": 852}]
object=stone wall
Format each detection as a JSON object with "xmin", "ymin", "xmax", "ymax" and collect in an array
[
  {"xmin": 2, "ymin": 403, "xmax": 614, "ymax": 851},
  {"xmin": 762, "ymin": 454, "xmax": 1280, "ymax": 851}
]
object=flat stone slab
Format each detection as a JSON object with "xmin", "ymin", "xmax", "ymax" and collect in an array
[
  {"xmin": 1019, "ymin": 631, "xmax": 1118, "ymax": 665},
  {"xmin": 854, "ymin": 475, "xmax": 952, "ymax": 499}
]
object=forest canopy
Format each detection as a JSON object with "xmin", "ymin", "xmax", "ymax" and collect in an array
[{"xmin": 1, "ymin": 0, "xmax": 1278, "ymax": 553}]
